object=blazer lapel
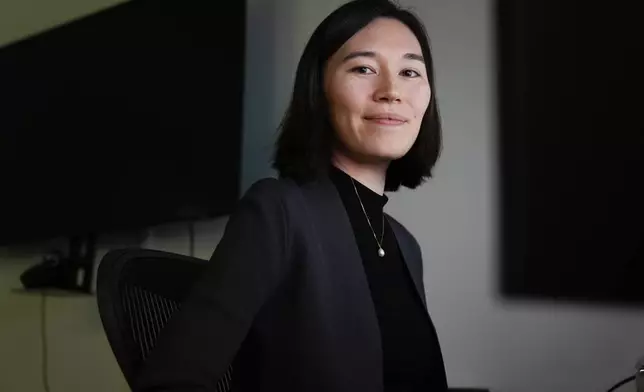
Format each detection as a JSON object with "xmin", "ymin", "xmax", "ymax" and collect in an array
[
  {"xmin": 291, "ymin": 177, "xmax": 430, "ymax": 387},
  {"xmin": 296, "ymin": 176, "xmax": 428, "ymax": 312},
  {"xmin": 387, "ymin": 216, "xmax": 428, "ymax": 308},
  {"xmin": 296, "ymin": 177, "xmax": 383, "ymax": 374}
]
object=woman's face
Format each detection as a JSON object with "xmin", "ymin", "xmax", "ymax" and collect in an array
[{"xmin": 324, "ymin": 17, "xmax": 431, "ymax": 164}]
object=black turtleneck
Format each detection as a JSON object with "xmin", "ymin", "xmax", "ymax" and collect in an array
[{"xmin": 328, "ymin": 166, "xmax": 447, "ymax": 392}]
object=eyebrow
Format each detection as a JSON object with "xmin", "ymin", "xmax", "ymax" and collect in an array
[
  {"xmin": 403, "ymin": 53, "xmax": 425, "ymax": 63},
  {"xmin": 341, "ymin": 50, "xmax": 425, "ymax": 64}
]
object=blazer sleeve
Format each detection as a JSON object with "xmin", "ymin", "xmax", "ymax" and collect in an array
[{"xmin": 134, "ymin": 178, "xmax": 292, "ymax": 391}]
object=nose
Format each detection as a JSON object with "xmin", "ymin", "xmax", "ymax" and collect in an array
[{"xmin": 373, "ymin": 73, "xmax": 401, "ymax": 103}]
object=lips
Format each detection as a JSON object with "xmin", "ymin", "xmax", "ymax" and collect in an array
[{"xmin": 364, "ymin": 113, "xmax": 408, "ymax": 125}]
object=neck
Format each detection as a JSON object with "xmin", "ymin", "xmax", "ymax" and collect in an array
[{"xmin": 331, "ymin": 153, "xmax": 388, "ymax": 195}]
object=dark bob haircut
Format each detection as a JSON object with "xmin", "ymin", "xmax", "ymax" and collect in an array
[{"xmin": 272, "ymin": 0, "xmax": 441, "ymax": 192}]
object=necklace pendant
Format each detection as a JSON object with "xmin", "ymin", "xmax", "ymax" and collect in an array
[{"xmin": 378, "ymin": 247, "xmax": 385, "ymax": 257}]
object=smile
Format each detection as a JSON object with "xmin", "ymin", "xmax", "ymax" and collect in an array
[
  {"xmin": 363, "ymin": 113, "xmax": 409, "ymax": 126},
  {"xmin": 364, "ymin": 117, "xmax": 407, "ymax": 125}
]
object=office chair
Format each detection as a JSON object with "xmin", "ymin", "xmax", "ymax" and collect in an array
[
  {"xmin": 97, "ymin": 248, "xmax": 489, "ymax": 392},
  {"xmin": 96, "ymin": 248, "xmax": 233, "ymax": 391}
]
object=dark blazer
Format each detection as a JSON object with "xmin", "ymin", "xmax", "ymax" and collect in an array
[{"xmin": 135, "ymin": 176, "xmax": 446, "ymax": 391}]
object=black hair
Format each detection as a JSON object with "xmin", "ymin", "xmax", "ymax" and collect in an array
[{"xmin": 272, "ymin": 0, "xmax": 441, "ymax": 192}]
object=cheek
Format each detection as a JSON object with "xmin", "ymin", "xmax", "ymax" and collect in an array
[
  {"xmin": 411, "ymin": 88, "xmax": 431, "ymax": 120},
  {"xmin": 329, "ymin": 78, "xmax": 370, "ymax": 120}
]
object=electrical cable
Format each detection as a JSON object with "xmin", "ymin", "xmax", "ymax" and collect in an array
[
  {"xmin": 606, "ymin": 375, "xmax": 635, "ymax": 392},
  {"xmin": 41, "ymin": 291, "xmax": 51, "ymax": 392}
]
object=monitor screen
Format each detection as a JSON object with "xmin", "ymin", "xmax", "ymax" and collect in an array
[
  {"xmin": 496, "ymin": 0, "xmax": 643, "ymax": 305},
  {"xmin": 0, "ymin": 0, "xmax": 245, "ymax": 246}
]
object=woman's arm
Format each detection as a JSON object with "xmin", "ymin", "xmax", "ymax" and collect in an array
[{"xmin": 134, "ymin": 178, "xmax": 292, "ymax": 391}]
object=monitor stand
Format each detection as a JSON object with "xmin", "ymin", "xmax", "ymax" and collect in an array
[{"xmin": 20, "ymin": 233, "xmax": 96, "ymax": 294}]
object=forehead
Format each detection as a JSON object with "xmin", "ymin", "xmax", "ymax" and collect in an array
[{"xmin": 338, "ymin": 17, "xmax": 422, "ymax": 56}]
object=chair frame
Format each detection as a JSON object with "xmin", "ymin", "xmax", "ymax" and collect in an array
[{"xmin": 97, "ymin": 248, "xmax": 209, "ymax": 389}]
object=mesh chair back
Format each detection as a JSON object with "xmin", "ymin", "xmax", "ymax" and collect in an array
[{"xmin": 97, "ymin": 248, "xmax": 233, "ymax": 391}]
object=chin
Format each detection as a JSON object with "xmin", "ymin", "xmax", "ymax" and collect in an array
[
  {"xmin": 364, "ymin": 148, "xmax": 411, "ymax": 163},
  {"xmin": 373, "ymin": 143, "xmax": 414, "ymax": 161}
]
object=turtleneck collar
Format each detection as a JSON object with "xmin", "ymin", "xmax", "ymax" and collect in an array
[{"xmin": 328, "ymin": 165, "xmax": 389, "ymax": 212}]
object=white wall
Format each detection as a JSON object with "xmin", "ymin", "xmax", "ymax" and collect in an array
[
  {"xmin": 0, "ymin": 0, "xmax": 128, "ymax": 48},
  {"xmin": 0, "ymin": 248, "xmax": 129, "ymax": 392},
  {"xmin": 2, "ymin": 0, "xmax": 643, "ymax": 391}
]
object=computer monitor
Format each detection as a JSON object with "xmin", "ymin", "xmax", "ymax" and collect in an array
[
  {"xmin": 0, "ymin": 0, "xmax": 246, "ymax": 291},
  {"xmin": 496, "ymin": 0, "xmax": 643, "ymax": 306}
]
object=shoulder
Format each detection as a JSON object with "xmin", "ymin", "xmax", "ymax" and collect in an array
[
  {"xmin": 235, "ymin": 177, "xmax": 303, "ymax": 233},
  {"xmin": 224, "ymin": 177, "xmax": 299, "ymax": 266},
  {"xmin": 242, "ymin": 177, "xmax": 284, "ymax": 198},
  {"xmin": 234, "ymin": 177, "xmax": 304, "ymax": 264},
  {"xmin": 240, "ymin": 177, "xmax": 299, "ymax": 207}
]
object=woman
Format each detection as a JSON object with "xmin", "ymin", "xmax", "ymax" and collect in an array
[{"xmin": 135, "ymin": 0, "xmax": 447, "ymax": 391}]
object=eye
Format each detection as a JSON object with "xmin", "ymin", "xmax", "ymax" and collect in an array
[
  {"xmin": 350, "ymin": 66, "xmax": 375, "ymax": 75},
  {"xmin": 401, "ymin": 69, "xmax": 421, "ymax": 78}
]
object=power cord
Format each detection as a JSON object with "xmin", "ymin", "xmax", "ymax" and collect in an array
[
  {"xmin": 41, "ymin": 291, "xmax": 51, "ymax": 392},
  {"xmin": 607, "ymin": 375, "xmax": 635, "ymax": 392}
]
